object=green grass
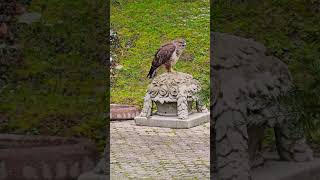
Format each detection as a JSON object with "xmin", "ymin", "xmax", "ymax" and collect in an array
[
  {"xmin": 111, "ymin": 0, "xmax": 210, "ymax": 106},
  {"xmin": 0, "ymin": 0, "xmax": 107, "ymax": 151}
]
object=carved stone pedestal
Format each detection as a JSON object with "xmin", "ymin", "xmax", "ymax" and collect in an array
[{"xmin": 135, "ymin": 72, "xmax": 209, "ymax": 129}]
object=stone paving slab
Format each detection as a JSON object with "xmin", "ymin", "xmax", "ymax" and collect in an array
[{"xmin": 110, "ymin": 120, "xmax": 210, "ymax": 179}]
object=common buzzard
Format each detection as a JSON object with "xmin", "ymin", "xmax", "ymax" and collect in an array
[{"xmin": 147, "ymin": 39, "xmax": 186, "ymax": 79}]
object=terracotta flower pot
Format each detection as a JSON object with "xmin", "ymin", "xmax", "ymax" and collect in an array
[
  {"xmin": 0, "ymin": 134, "xmax": 99, "ymax": 180},
  {"xmin": 110, "ymin": 104, "xmax": 140, "ymax": 120}
]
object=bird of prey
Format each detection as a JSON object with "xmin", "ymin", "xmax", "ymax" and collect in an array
[{"xmin": 147, "ymin": 39, "xmax": 186, "ymax": 79}]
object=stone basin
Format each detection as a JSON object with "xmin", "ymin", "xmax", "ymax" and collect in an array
[
  {"xmin": 110, "ymin": 104, "xmax": 140, "ymax": 120},
  {"xmin": 0, "ymin": 134, "xmax": 99, "ymax": 180}
]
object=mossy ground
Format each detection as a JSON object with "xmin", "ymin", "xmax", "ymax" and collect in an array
[{"xmin": 111, "ymin": 0, "xmax": 210, "ymax": 107}]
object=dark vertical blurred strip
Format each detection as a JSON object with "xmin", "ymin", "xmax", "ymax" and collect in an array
[
  {"xmin": 106, "ymin": 0, "xmax": 111, "ymax": 178},
  {"xmin": 210, "ymin": 0, "xmax": 216, "ymax": 179}
]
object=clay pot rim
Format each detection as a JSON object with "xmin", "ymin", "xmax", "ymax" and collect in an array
[
  {"xmin": 111, "ymin": 103, "xmax": 139, "ymax": 109},
  {"xmin": 110, "ymin": 104, "xmax": 140, "ymax": 120}
]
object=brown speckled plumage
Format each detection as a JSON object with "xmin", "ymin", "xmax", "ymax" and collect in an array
[{"xmin": 147, "ymin": 39, "xmax": 186, "ymax": 79}]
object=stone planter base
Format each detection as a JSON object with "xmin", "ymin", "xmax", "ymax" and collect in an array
[
  {"xmin": 134, "ymin": 112, "xmax": 210, "ymax": 129},
  {"xmin": 0, "ymin": 134, "xmax": 99, "ymax": 180}
]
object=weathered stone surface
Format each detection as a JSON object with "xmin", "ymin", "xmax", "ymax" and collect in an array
[
  {"xmin": 155, "ymin": 101, "xmax": 193, "ymax": 116},
  {"xmin": 93, "ymin": 146, "xmax": 108, "ymax": 175},
  {"xmin": 148, "ymin": 72, "xmax": 201, "ymax": 103},
  {"xmin": 211, "ymin": 32, "xmax": 314, "ymax": 180},
  {"xmin": 0, "ymin": 134, "xmax": 99, "ymax": 180},
  {"xmin": 252, "ymin": 154, "xmax": 320, "ymax": 180},
  {"xmin": 135, "ymin": 112, "xmax": 210, "ymax": 129},
  {"xmin": 69, "ymin": 162, "xmax": 80, "ymax": 178},
  {"xmin": 140, "ymin": 93, "xmax": 152, "ymax": 117},
  {"xmin": 22, "ymin": 166, "xmax": 38, "ymax": 179},
  {"xmin": 212, "ymin": 155, "xmax": 320, "ymax": 180},
  {"xmin": 56, "ymin": 162, "xmax": 67, "ymax": 179},
  {"xmin": 42, "ymin": 163, "xmax": 52, "ymax": 179},
  {"xmin": 77, "ymin": 146, "xmax": 109, "ymax": 180},
  {"xmin": 140, "ymin": 72, "xmax": 208, "ymax": 120},
  {"xmin": 0, "ymin": 161, "xmax": 7, "ymax": 180}
]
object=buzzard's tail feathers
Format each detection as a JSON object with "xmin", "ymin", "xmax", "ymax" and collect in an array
[{"xmin": 147, "ymin": 66, "xmax": 157, "ymax": 79}]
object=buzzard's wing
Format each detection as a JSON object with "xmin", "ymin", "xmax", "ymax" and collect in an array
[
  {"xmin": 147, "ymin": 43, "xmax": 176, "ymax": 79},
  {"xmin": 152, "ymin": 43, "xmax": 176, "ymax": 67}
]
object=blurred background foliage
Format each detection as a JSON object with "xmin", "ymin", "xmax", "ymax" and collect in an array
[
  {"xmin": 2, "ymin": 0, "xmax": 318, "ymax": 152},
  {"xmin": 212, "ymin": 0, "xmax": 320, "ymax": 149},
  {"xmin": 0, "ymin": 0, "xmax": 107, "ymax": 151}
]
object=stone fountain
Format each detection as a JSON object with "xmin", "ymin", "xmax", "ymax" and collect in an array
[{"xmin": 135, "ymin": 72, "xmax": 209, "ymax": 128}]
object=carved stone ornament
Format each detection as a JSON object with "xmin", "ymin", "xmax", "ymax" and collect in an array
[
  {"xmin": 140, "ymin": 72, "xmax": 208, "ymax": 119},
  {"xmin": 211, "ymin": 32, "xmax": 314, "ymax": 180}
]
